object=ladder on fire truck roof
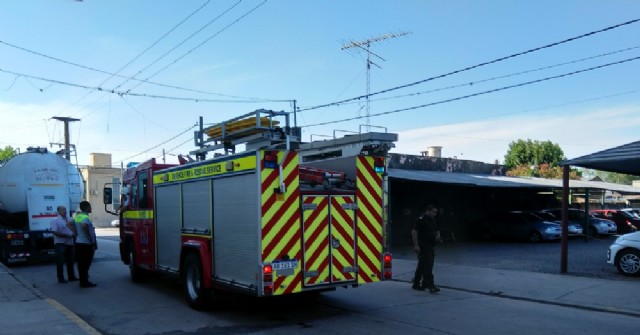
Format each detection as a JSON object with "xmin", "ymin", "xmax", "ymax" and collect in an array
[{"xmin": 190, "ymin": 109, "xmax": 301, "ymax": 160}]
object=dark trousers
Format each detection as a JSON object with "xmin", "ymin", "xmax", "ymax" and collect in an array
[
  {"xmin": 55, "ymin": 243, "xmax": 75, "ymax": 281},
  {"xmin": 75, "ymin": 243, "xmax": 95, "ymax": 285},
  {"xmin": 413, "ymin": 245, "xmax": 436, "ymax": 288}
]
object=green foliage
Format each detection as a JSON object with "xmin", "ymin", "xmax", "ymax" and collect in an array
[
  {"xmin": 504, "ymin": 139, "xmax": 566, "ymax": 169},
  {"xmin": 0, "ymin": 146, "xmax": 16, "ymax": 164},
  {"xmin": 593, "ymin": 170, "xmax": 638, "ymax": 185},
  {"xmin": 506, "ymin": 163, "xmax": 581, "ymax": 179}
]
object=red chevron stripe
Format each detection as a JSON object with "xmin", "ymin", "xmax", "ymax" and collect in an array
[
  {"xmin": 307, "ymin": 255, "xmax": 330, "ymax": 285},
  {"xmin": 356, "ymin": 231, "xmax": 381, "ymax": 278},
  {"xmin": 336, "ymin": 242, "xmax": 355, "ymax": 265},
  {"xmin": 261, "ymin": 186, "xmax": 299, "ymax": 242},
  {"xmin": 357, "ymin": 210, "xmax": 383, "ymax": 243},
  {"xmin": 356, "ymin": 216, "xmax": 382, "ymax": 254},
  {"xmin": 262, "ymin": 209, "xmax": 301, "ymax": 260},
  {"xmin": 283, "ymin": 273, "xmax": 302, "ymax": 295}
]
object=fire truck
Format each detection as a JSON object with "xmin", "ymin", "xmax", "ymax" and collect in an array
[{"xmin": 105, "ymin": 109, "xmax": 397, "ymax": 309}]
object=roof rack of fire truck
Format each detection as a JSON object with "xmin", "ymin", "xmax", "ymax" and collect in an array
[
  {"xmin": 191, "ymin": 109, "xmax": 301, "ymax": 160},
  {"xmin": 297, "ymin": 124, "xmax": 398, "ymax": 162}
]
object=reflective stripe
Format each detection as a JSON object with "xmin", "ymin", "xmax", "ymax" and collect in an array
[
  {"xmin": 356, "ymin": 156, "xmax": 384, "ymax": 284},
  {"xmin": 261, "ymin": 151, "xmax": 302, "ymax": 295}
]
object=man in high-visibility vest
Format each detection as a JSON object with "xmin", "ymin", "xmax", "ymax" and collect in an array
[{"xmin": 74, "ymin": 200, "xmax": 98, "ymax": 288}]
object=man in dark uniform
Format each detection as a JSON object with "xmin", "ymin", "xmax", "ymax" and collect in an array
[{"xmin": 412, "ymin": 204, "xmax": 442, "ymax": 293}]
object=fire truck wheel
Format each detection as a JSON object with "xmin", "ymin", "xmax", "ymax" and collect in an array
[{"xmin": 183, "ymin": 253, "xmax": 210, "ymax": 310}]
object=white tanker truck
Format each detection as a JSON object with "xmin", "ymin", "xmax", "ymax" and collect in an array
[{"xmin": 0, "ymin": 147, "xmax": 84, "ymax": 264}]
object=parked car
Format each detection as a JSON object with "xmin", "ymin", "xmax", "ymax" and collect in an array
[
  {"xmin": 591, "ymin": 209, "xmax": 639, "ymax": 234},
  {"xmin": 532, "ymin": 211, "xmax": 583, "ymax": 236},
  {"xmin": 607, "ymin": 231, "xmax": 640, "ymax": 276},
  {"xmin": 542, "ymin": 208, "xmax": 617, "ymax": 236},
  {"xmin": 622, "ymin": 208, "xmax": 640, "ymax": 218},
  {"xmin": 111, "ymin": 219, "xmax": 120, "ymax": 227},
  {"xmin": 477, "ymin": 211, "xmax": 562, "ymax": 243}
]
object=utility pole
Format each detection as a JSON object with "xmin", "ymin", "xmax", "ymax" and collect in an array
[
  {"xmin": 52, "ymin": 116, "xmax": 80, "ymax": 161},
  {"xmin": 341, "ymin": 31, "xmax": 410, "ymax": 131}
]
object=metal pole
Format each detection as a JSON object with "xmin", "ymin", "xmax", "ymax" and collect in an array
[
  {"xmin": 52, "ymin": 116, "xmax": 80, "ymax": 162},
  {"xmin": 561, "ymin": 165, "xmax": 569, "ymax": 273}
]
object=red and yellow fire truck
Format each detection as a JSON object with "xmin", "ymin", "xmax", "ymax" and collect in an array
[{"xmin": 106, "ymin": 109, "xmax": 397, "ymax": 309}]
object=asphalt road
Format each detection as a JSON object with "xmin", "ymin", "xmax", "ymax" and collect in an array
[{"xmin": 393, "ymin": 234, "xmax": 629, "ymax": 281}]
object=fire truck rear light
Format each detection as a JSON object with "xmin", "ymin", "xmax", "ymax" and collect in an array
[
  {"xmin": 373, "ymin": 157, "xmax": 385, "ymax": 173},
  {"xmin": 264, "ymin": 151, "xmax": 278, "ymax": 169},
  {"xmin": 382, "ymin": 252, "xmax": 392, "ymax": 280},
  {"xmin": 263, "ymin": 265, "xmax": 274, "ymax": 295},
  {"xmin": 264, "ymin": 285, "xmax": 273, "ymax": 295},
  {"xmin": 383, "ymin": 254, "xmax": 392, "ymax": 263}
]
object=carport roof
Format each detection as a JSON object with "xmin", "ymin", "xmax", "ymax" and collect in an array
[
  {"xmin": 560, "ymin": 140, "xmax": 640, "ymax": 176},
  {"xmin": 388, "ymin": 169, "xmax": 640, "ymax": 194}
]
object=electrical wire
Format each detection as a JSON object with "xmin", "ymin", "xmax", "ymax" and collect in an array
[
  {"xmin": 304, "ymin": 56, "xmax": 640, "ymax": 128},
  {"xmin": 115, "ymin": 0, "xmax": 242, "ymax": 93},
  {"xmin": 299, "ymin": 18, "xmax": 640, "ymax": 112},
  {"xmin": 60, "ymin": 0, "xmax": 213, "ymax": 111},
  {"xmin": 332, "ymin": 45, "xmax": 640, "ymax": 107},
  {"xmin": 0, "ymin": 68, "xmax": 291, "ymax": 103},
  {"xmin": 114, "ymin": 123, "xmax": 198, "ymax": 164},
  {"xmin": 124, "ymin": 0, "xmax": 267, "ymax": 94}
]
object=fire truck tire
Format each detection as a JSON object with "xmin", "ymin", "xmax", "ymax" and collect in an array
[
  {"xmin": 129, "ymin": 241, "xmax": 147, "ymax": 283},
  {"xmin": 183, "ymin": 253, "xmax": 210, "ymax": 310}
]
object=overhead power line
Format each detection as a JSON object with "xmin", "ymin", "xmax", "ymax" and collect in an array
[
  {"xmin": 0, "ymin": 68, "xmax": 291, "ymax": 103},
  {"xmin": 300, "ymin": 17, "xmax": 640, "ymax": 112},
  {"xmin": 124, "ymin": 0, "xmax": 268, "ymax": 94},
  {"xmin": 114, "ymin": 0, "xmax": 242, "ymax": 93},
  {"xmin": 342, "ymin": 45, "xmax": 640, "ymax": 106},
  {"xmin": 0, "ymin": 39, "xmax": 269, "ymax": 101},
  {"xmin": 304, "ymin": 55, "xmax": 640, "ymax": 128},
  {"xmin": 62, "ymin": 0, "xmax": 212, "ymax": 111},
  {"xmin": 114, "ymin": 123, "xmax": 198, "ymax": 164}
]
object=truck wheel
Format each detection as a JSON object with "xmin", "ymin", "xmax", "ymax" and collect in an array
[
  {"xmin": 183, "ymin": 253, "xmax": 210, "ymax": 310},
  {"xmin": 129, "ymin": 241, "xmax": 146, "ymax": 283}
]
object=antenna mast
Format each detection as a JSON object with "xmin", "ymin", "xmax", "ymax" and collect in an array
[{"xmin": 341, "ymin": 31, "xmax": 410, "ymax": 131}]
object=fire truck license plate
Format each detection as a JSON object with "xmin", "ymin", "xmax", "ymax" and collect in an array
[{"xmin": 272, "ymin": 260, "xmax": 298, "ymax": 271}]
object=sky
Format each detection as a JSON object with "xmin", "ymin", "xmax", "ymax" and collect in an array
[{"xmin": 1, "ymin": 0, "xmax": 639, "ymax": 168}]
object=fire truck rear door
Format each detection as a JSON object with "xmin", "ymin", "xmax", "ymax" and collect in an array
[{"xmin": 301, "ymin": 194, "xmax": 357, "ymax": 286}]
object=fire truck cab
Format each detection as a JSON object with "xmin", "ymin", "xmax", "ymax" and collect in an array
[{"xmin": 111, "ymin": 109, "xmax": 397, "ymax": 309}]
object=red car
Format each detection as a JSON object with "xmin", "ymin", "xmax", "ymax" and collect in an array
[{"xmin": 591, "ymin": 209, "xmax": 639, "ymax": 234}]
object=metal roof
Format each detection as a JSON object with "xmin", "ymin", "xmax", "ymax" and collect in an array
[
  {"xmin": 560, "ymin": 140, "xmax": 640, "ymax": 176},
  {"xmin": 388, "ymin": 169, "xmax": 640, "ymax": 194}
]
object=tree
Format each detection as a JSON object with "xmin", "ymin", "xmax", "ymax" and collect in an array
[
  {"xmin": 504, "ymin": 139, "xmax": 565, "ymax": 169},
  {"xmin": 0, "ymin": 146, "xmax": 16, "ymax": 164},
  {"xmin": 504, "ymin": 139, "xmax": 579, "ymax": 179},
  {"xmin": 593, "ymin": 170, "xmax": 638, "ymax": 185}
]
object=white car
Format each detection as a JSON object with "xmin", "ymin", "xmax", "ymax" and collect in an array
[
  {"xmin": 607, "ymin": 231, "xmax": 640, "ymax": 276},
  {"xmin": 111, "ymin": 219, "xmax": 120, "ymax": 227}
]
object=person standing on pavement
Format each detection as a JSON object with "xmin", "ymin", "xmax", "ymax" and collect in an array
[
  {"xmin": 50, "ymin": 206, "xmax": 77, "ymax": 284},
  {"xmin": 74, "ymin": 201, "xmax": 98, "ymax": 288},
  {"xmin": 412, "ymin": 203, "xmax": 443, "ymax": 293}
]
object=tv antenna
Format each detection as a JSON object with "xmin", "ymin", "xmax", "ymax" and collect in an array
[{"xmin": 341, "ymin": 31, "xmax": 411, "ymax": 131}]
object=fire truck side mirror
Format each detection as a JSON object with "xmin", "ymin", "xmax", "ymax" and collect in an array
[{"xmin": 103, "ymin": 187, "xmax": 113, "ymax": 205}]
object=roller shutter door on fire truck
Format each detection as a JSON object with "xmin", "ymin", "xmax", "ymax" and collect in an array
[{"xmin": 302, "ymin": 195, "xmax": 357, "ymax": 285}]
